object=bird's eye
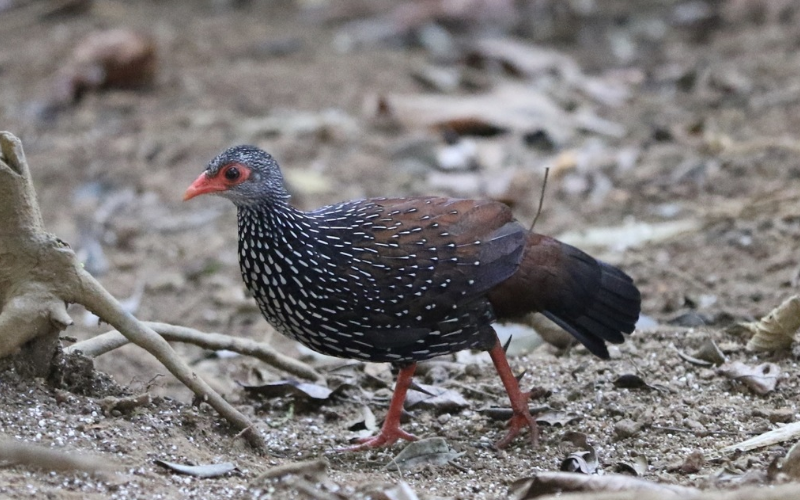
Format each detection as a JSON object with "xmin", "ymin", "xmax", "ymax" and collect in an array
[{"xmin": 224, "ymin": 166, "xmax": 240, "ymax": 181}]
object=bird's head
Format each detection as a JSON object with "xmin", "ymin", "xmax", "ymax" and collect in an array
[{"xmin": 183, "ymin": 145, "xmax": 289, "ymax": 206}]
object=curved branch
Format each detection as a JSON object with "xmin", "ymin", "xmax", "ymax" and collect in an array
[
  {"xmin": 71, "ymin": 266, "xmax": 267, "ymax": 452},
  {"xmin": 67, "ymin": 321, "xmax": 324, "ymax": 384}
]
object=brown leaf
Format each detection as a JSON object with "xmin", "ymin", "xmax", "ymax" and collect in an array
[
  {"xmin": 386, "ymin": 437, "xmax": 463, "ymax": 472},
  {"xmin": 560, "ymin": 431, "xmax": 590, "ymax": 449},
  {"xmin": 51, "ymin": 29, "xmax": 157, "ymax": 105},
  {"xmin": 479, "ymin": 405, "xmax": 551, "ymax": 421}
]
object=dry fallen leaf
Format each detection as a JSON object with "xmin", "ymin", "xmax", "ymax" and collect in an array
[
  {"xmin": 479, "ymin": 405, "xmax": 551, "ymax": 421},
  {"xmin": 508, "ymin": 471, "xmax": 699, "ymax": 499},
  {"xmin": 739, "ymin": 295, "xmax": 800, "ymax": 352},
  {"xmin": 469, "ymin": 37, "xmax": 581, "ymax": 79},
  {"xmin": 616, "ymin": 455, "xmax": 649, "ymax": 476},
  {"xmin": 369, "ymin": 84, "xmax": 577, "ymax": 144},
  {"xmin": 154, "ymin": 460, "xmax": 237, "ymax": 478},
  {"xmin": 717, "ymin": 361, "xmax": 780, "ymax": 396},
  {"xmin": 386, "ymin": 437, "xmax": 463, "ymax": 472},
  {"xmin": 347, "ymin": 405, "xmax": 378, "ymax": 440},
  {"xmin": 405, "ymin": 383, "xmax": 468, "ymax": 413},
  {"xmin": 676, "ymin": 340, "xmax": 726, "ymax": 367},
  {"xmin": 560, "ymin": 447, "xmax": 598, "ymax": 474},
  {"xmin": 240, "ymin": 379, "xmax": 350, "ymax": 411},
  {"xmin": 241, "ymin": 379, "xmax": 333, "ymax": 400}
]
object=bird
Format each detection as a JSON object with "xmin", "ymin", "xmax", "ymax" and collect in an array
[{"xmin": 184, "ymin": 145, "xmax": 641, "ymax": 450}]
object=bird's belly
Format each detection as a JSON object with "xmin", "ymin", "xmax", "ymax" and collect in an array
[{"xmin": 245, "ymin": 286, "xmax": 496, "ymax": 364}]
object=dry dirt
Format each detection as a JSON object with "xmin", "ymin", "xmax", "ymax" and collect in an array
[{"xmin": 1, "ymin": 1, "xmax": 800, "ymax": 499}]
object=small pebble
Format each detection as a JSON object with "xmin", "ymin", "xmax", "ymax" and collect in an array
[
  {"xmin": 614, "ymin": 418, "xmax": 642, "ymax": 440},
  {"xmin": 768, "ymin": 408, "xmax": 794, "ymax": 424}
]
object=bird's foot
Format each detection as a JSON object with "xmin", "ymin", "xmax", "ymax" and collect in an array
[
  {"xmin": 494, "ymin": 396, "xmax": 539, "ymax": 449},
  {"xmin": 339, "ymin": 427, "xmax": 418, "ymax": 452}
]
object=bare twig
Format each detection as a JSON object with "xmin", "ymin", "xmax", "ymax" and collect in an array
[
  {"xmin": 721, "ymin": 421, "xmax": 800, "ymax": 454},
  {"xmin": 649, "ymin": 425, "xmax": 739, "ymax": 437},
  {"xmin": 529, "ymin": 167, "xmax": 550, "ymax": 233},
  {"xmin": 66, "ymin": 321, "xmax": 324, "ymax": 384},
  {"xmin": 0, "ymin": 438, "xmax": 118, "ymax": 474}
]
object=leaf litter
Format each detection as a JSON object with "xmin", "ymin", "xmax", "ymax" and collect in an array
[{"xmin": 5, "ymin": 1, "xmax": 800, "ymax": 499}]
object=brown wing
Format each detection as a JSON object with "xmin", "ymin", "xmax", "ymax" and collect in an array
[{"xmin": 351, "ymin": 196, "xmax": 526, "ymax": 312}]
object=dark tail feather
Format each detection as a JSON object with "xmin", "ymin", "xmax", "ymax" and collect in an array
[
  {"xmin": 488, "ymin": 234, "xmax": 641, "ymax": 359},
  {"xmin": 542, "ymin": 253, "xmax": 641, "ymax": 359}
]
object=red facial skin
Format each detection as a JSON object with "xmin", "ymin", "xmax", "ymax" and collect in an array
[{"xmin": 183, "ymin": 162, "xmax": 251, "ymax": 200}]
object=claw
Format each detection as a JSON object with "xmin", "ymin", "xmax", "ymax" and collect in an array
[
  {"xmin": 336, "ymin": 363, "xmax": 418, "ymax": 452},
  {"xmin": 493, "ymin": 391, "xmax": 539, "ymax": 449},
  {"xmin": 339, "ymin": 427, "xmax": 418, "ymax": 452}
]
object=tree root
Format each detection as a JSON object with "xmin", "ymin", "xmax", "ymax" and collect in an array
[
  {"xmin": 67, "ymin": 321, "xmax": 325, "ymax": 384},
  {"xmin": 0, "ymin": 132, "xmax": 266, "ymax": 452}
]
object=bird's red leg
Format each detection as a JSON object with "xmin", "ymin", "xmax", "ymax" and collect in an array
[
  {"xmin": 341, "ymin": 363, "xmax": 419, "ymax": 451},
  {"xmin": 488, "ymin": 337, "xmax": 539, "ymax": 448}
]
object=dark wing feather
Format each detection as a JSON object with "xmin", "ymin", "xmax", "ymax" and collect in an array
[{"xmin": 488, "ymin": 233, "xmax": 640, "ymax": 359}]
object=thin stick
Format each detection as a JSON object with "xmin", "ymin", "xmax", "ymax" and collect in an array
[
  {"xmin": 529, "ymin": 167, "xmax": 550, "ymax": 233},
  {"xmin": 66, "ymin": 321, "xmax": 324, "ymax": 384}
]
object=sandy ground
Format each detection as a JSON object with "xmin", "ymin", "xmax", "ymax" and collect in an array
[{"xmin": 1, "ymin": 1, "xmax": 799, "ymax": 499}]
